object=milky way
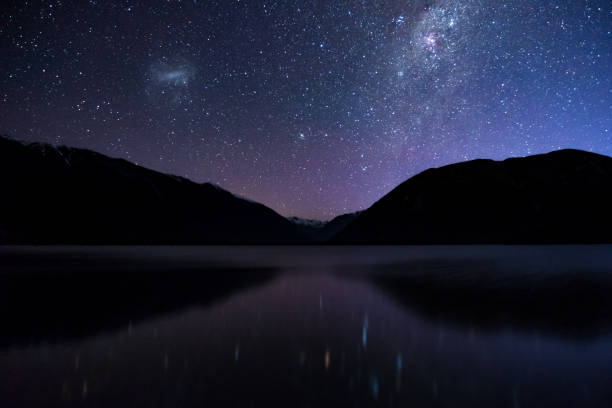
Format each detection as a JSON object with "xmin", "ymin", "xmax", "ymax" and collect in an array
[{"xmin": 1, "ymin": 0, "xmax": 611, "ymax": 219}]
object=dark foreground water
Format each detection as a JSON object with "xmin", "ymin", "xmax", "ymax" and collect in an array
[{"xmin": 1, "ymin": 246, "xmax": 612, "ymax": 407}]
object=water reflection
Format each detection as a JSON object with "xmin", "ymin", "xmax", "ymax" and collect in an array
[
  {"xmin": 368, "ymin": 258, "xmax": 612, "ymax": 338},
  {"xmin": 1, "ymin": 246, "xmax": 611, "ymax": 407},
  {"xmin": 0, "ymin": 248, "xmax": 279, "ymax": 347}
]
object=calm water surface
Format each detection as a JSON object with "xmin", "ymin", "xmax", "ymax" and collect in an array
[{"xmin": 1, "ymin": 246, "xmax": 611, "ymax": 407}]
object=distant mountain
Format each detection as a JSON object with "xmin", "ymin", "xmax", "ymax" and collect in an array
[
  {"xmin": 0, "ymin": 136, "xmax": 306, "ymax": 244},
  {"xmin": 333, "ymin": 149, "xmax": 612, "ymax": 244},
  {"xmin": 287, "ymin": 212, "xmax": 361, "ymax": 243}
]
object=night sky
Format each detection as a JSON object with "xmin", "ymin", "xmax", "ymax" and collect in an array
[{"xmin": 1, "ymin": 1, "xmax": 611, "ymax": 219}]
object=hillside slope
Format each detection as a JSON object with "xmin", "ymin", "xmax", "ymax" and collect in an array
[
  {"xmin": 333, "ymin": 149, "xmax": 612, "ymax": 244},
  {"xmin": 0, "ymin": 136, "xmax": 306, "ymax": 244}
]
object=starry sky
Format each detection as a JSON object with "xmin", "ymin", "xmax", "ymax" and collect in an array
[{"xmin": 1, "ymin": 1, "xmax": 611, "ymax": 219}]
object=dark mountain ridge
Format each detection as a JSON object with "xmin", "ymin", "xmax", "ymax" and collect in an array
[
  {"xmin": 333, "ymin": 149, "xmax": 612, "ymax": 244},
  {"xmin": 0, "ymin": 136, "xmax": 306, "ymax": 244},
  {"xmin": 3, "ymin": 135, "xmax": 612, "ymax": 244}
]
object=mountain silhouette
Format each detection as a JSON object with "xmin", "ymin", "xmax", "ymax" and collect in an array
[
  {"xmin": 3, "ymin": 136, "xmax": 612, "ymax": 244},
  {"xmin": 0, "ymin": 136, "xmax": 306, "ymax": 244},
  {"xmin": 333, "ymin": 149, "xmax": 612, "ymax": 244}
]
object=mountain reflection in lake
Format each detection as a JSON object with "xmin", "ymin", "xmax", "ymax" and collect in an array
[{"xmin": 1, "ymin": 246, "xmax": 611, "ymax": 407}]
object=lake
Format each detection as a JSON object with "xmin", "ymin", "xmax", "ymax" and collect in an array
[{"xmin": 1, "ymin": 245, "xmax": 611, "ymax": 407}]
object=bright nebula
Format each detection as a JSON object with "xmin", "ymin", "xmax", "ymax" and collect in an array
[
  {"xmin": 423, "ymin": 33, "xmax": 439, "ymax": 51},
  {"xmin": 150, "ymin": 62, "xmax": 195, "ymax": 87},
  {"xmin": 156, "ymin": 70, "xmax": 191, "ymax": 86},
  {"xmin": 146, "ymin": 62, "xmax": 196, "ymax": 105}
]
